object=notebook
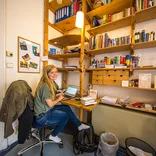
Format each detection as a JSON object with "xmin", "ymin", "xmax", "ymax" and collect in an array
[{"xmin": 62, "ymin": 85, "xmax": 78, "ymax": 100}]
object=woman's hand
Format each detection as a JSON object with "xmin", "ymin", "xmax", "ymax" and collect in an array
[
  {"xmin": 55, "ymin": 93, "xmax": 64, "ymax": 101},
  {"xmin": 45, "ymin": 93, "xmax": 64, "ymax": 108},
  {"xmin": 55, "ymin": 92, "xmax": 63, "ymax": 97}
]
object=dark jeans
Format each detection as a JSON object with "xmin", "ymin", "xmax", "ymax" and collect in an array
[{"xmin": 36, "ymin": 105, "xmax": 81, "ymax": 136}]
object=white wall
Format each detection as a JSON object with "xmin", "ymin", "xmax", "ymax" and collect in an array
[{"xmin": 5, "ymin": 0, "xmax": 44, "ymax": 94}]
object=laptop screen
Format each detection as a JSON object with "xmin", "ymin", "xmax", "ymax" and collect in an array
[{"xmin": 64, "ymin": 85, "xmax": 78, "ymax": 97}]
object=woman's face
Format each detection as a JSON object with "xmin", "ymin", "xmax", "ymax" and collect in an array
[{"xmin": 48, "ymin": 67, "xmax": 58, "ymax": 81}]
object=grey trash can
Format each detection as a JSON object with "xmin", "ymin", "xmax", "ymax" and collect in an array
[{"xmin": 125, "ymin": 137, "xmax": 156, "ymax": 156}]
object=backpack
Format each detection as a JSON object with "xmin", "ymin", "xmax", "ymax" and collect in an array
[{"xmin": 73, "ymin": 123, "xmax": 98, "ymax": 155}]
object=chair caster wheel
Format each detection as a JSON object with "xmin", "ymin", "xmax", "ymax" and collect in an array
[{"xmin": 59, "ymin": 144, "xmax": 63, "ymax": 148}]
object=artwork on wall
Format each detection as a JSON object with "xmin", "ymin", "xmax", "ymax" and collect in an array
[{"xmin": 18, "ymin": 36, "xmax": 40, "ymax": 73}]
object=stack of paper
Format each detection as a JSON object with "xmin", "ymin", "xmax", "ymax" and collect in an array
[
  {"xmin": 101, "ymin": 96, "xmax": 118, "ymax": 105},
  {"xmin": 80, "ymin": 96, "xmax": 97, "ymax": 106}
]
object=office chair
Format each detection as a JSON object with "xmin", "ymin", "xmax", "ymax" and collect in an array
[{"xmin": 17, "ymin": 117, "xmax": 63, "ymax": 156}]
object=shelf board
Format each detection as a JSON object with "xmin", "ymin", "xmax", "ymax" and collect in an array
[
  {"xmin": 87, "ymin": 67, "xmax": 156, "ymax": 71},
  {"xmin": 58, "ymin": 68, "xmax": 80, "ymax": 72},
  {"xmin": 132, "ymin": 40, "xmax": 156, "ymax": 50},
  {"xmin": 86, "ymin": 44, "xmax": 130, "ymax": 55},
  {"xmin": 48, "ymin": 53, "xmax": 80, "ymax": 59},
  {"xmin": 86, "ymin": 67, "xmax": 130, "ymax": 71},
  {"xmin": 100, "ymin": 103, "xmax": 156, "ymax": 115},
  {"xmin": 135, "ymin": 6, "xmax": 156, "ymax": 24},
  {"xmin": 49, "ymin": 15, "xmax": 89, "ymax": 33},
  {"xmin": 49, "ymin": 35, "xmax": 88, "ymax": 48},
  {"xmin": 132, "ymin": 67, "xmax": 156, "ymax": 70},
  {"xmin": 86, "ymin": 0, "xmax": 131, "ymax": 20},
  {"xmin": 88, "ymin": 16, "xmax": 132, "ymax": 35},
  {"xmin": 122, "ymin": 86, "xmax": 156, "ymax": 91},
  {"xmin": 49, "ymin": 0, "xmax": 72, "ymax": 13}
]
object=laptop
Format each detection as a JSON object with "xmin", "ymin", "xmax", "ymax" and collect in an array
[{"xmin": 62, "ymin": 85, "xmax": 78, "ymax": 100}]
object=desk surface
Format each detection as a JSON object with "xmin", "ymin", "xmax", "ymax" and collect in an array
[{"xmin": 61, "ymin": 99, "xmax": 99, "ymax": 111}]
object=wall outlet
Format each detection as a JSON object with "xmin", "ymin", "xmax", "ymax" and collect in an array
[
  {"xmin": 6, "ymin": 62, "xmax": 14, "ymax": 68},
  {"xmin": 6, "ymin": 51, "xmax": 13, "ymax": 57}
]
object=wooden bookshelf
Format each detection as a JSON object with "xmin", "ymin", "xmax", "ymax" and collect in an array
[
  {"xmin": 132, "ymin": 40, "xmax": 156, "ymax": 50},
  {"xmin": 88, "ymin": 16, "xmax": 132, "ymax": 35},
  {"xmin": 86, "ymin": 44, "xmax": 130, "ymax": 55},
  {"xmin": 58, "ymin": 68, "xmax": 80, "ymax": 72},
  {"xmin": 135, "ymin": 5, "xmax": 156, "ymax": 24},
  {"xmin": 100, "ymin": 103, "xmax": 156, "ymax": 115},
  {"xmin": 86, "ymin": 0, "xmax": 131, "ymax": 20},
  {"xmin": 49, "ymin": 0, "xmax": 72, "ymax": 13},
  {"xmin": 49, "ymin": 35, "xmax": 88, "ymax": 48}
]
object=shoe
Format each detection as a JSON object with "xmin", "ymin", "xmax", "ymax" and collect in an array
[
  {"xmin": 49, "ymin": 135, "xmax": 62, "ymax": 143},
  {"xmin": 78, "ymin": 123, "xmax": 90, "ymax": 131}
]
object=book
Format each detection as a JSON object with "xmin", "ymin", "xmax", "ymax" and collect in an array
[
  {"xmin": 82, "ymin": 101, "xmax": 97, "ymax": 106},
  {"xmin": 101, "ymin": 96, "xmax": 118, "ymax": 105},
  {"xmin": 80, "ymin": 96, "xmax": 96, "ymax": 106},
  {"xmin": 80, "ymin": 96, "xmax": 94, "ymax": 101}
]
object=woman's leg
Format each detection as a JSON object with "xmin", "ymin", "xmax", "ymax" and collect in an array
[
  {"xmin": 53, "ymin": 105, "xmax": 82, "ymax": 127},
  {"xmin": 36, "ymin": 109, "xmax": 69, "ymax": 136}
]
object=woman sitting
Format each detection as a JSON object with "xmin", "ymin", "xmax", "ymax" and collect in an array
[{"xmin": 34, "ymin": 65, "xmax": 90, "ymax": 143}]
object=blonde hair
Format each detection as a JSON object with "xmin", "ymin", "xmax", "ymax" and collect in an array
[{"xmin": 35, "ymin": 65, "xmax": 57, "ymax": 100}]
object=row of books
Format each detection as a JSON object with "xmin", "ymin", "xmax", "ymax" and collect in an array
[
  {"xmin": 89, "ymin": 33, "xmax": 131, "ymax": 50},
  {"xmin": 134, "ymin": 30, "xmax": 155, "ymax": 43},
  {"xmin": 91, "ymin": 54, "xmax": 140, "ymax": 68},
  {"xmin": 135, "ymin": 0, "xmax": 156, "ymax": 11},
  {"xmin": 94, "ymin": 7, "xmax": 135, "ymax": 27},
  {"xmin": 55, "ymin": 1, "xmax": 82, "ymax": 23}
]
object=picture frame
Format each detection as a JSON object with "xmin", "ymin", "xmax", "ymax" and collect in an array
[
  {"xmin": 89, "ymin": 89, "xmax": 98, "ymax": 100},
  {"xmin": 18, "ymin": 36, "xmax": 40, "ymax": 73}
]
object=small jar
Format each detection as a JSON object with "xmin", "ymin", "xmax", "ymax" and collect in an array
[{"xmin": 153, "ymin": 104, "xmax": 156, "ymax": 111}]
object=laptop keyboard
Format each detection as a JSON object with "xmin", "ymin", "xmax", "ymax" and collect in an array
[{"xmin": 62, "ymin": 95, "xmax": 73, "ymax": 100}]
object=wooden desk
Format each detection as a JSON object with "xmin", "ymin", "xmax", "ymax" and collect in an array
[{"xmin": 61, "ymin": 99, "xmax": 100, "ymax": 121}]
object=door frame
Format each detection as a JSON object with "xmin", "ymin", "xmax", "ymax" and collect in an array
[{"xmin": 0, "ymin": 0, "xmax": 7, "ymax": 151}]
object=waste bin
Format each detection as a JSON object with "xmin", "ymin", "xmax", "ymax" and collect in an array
[
  {"xmin": 125, "ymin": 137, "xmax": 156, "ymax": 156},
  {"xmin": 96, "ymin": 133, "xmax": 119, "ymax": 156}
]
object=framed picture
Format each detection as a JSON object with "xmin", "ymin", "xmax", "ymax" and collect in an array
[
  {"xmin": 89, "ymin": 89, "xmax": 98, "ymax": 100},
  {"xmin": 18, "ymin": 36, "xmax": 40, "ymax": 73}
]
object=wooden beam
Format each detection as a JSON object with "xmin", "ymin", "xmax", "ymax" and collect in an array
[
  {"xmin": 44, "ymin": 0, "xmax": 49, "ymax": 67},
  {"xmin": 62, "ymin": 58, "xmax": 68, "ymax": 89}
]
